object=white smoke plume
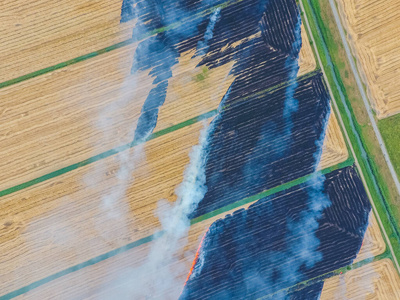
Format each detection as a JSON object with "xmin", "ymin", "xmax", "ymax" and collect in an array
[
  {"xmin": 275, "ymin": 94, "xmax": 332, "ymax": 294},
  {"xmin": 334, "ymin": 272, "xmax": 348, "ymax": 300},
  {"xmin": 282, "ymin": 13, "xmax": 302, "ymax": 139},
  {"xmin": 195, "ymin": 8, "xmax": 221, "ymax": 57},
  {"xmin": 93, "ymin": 7, "xmax": 228, "ymax": 299},
  {"xmin": 101, "ymin": 88, "xmax": 230, "ymax": 299}
]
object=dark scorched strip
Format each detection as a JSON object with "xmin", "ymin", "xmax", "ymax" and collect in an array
[
  {"xmin": 119, "ymin": 0, "xmax": 303, "ymax": 140},
  {"xmin": 181, "ymin": 166, "xmax": 371, "ymax": 299},
  {"xmin": 191, "ymin": 72, "xmax": 330, "ymax": 219}
]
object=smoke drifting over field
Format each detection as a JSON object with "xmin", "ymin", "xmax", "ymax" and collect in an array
[
  {"xmin": 284, "ymin": 68, "xmax": 332, "ymax": 291},
  {"xmin": 282, "ymin": 13, "xmax": 302, "ymax": 150},
  {"xmin": 123, "ymin": 0, "xmax": 224, "ymax": 142},
  {"xmin": 195, "ymin": 8, "xmax": 221, "ymax": 57},
  {"xmin": 105, "ymin": 87, "xmax": 230, "ymax": 299}
]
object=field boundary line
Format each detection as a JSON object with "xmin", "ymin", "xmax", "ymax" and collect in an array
[
  {"xmin": 0, "ymin": 69, "xmax": 320, "ymax": 199},
  {"xmin": 299, "ymin": 0, "xmax": 400, "ymax": 274},
  {"xmin": 0, "ymin": 110, "xmax": 217, "ymax": 198},
  {"xmin": 0, "ymin": 161, "xmax": 353, "ymax": 300}
]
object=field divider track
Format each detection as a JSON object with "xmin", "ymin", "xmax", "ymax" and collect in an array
[
  {"xmin": 257, "ymin": 249, "xmax": 391, "ymax": 300},
  {"xmin": 0, "ymin": 69, "xmax": 320, "ymax": 199},
  {"xmin": 0, "ymin": 0, "xmax": 245, "ymax": 90},
  {"xmin": 299, "ymin": 0, "xmax": 400, "ymax": 274},
  {"xmin": 0, "ymin": 160, "xmax": 354, "ymax": 300},
  {"xmin": 0, "ymin": 109, "xmax": 217, "ymax": 198}
]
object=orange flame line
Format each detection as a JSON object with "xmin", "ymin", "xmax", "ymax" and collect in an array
[
  {"xmin": 182, "ymin": 226, "xmax": 211, "ymax": 289},
  {"xmin": 185, "ymin": 233, "xmax": 207, "ymax": 284}
]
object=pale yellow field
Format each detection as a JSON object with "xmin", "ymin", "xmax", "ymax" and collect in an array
[
  {"xmin": 298, "ymin": 24, "xmax": 316, "ymax": 76},
  {"xmin": 354, "ymin": 213, "xmax": 385, "ymax": 264},
  {"xmin": 0, "ymin": 0, "xmax": 135, "ymax": 82},
  {"xmin": 318, "ymin": 105, "xmax": 348, "ymax": 170},
  {"xmin": 335, "ymin": 0, "xmax": 400, "ymax": 119},
  {"xmin": 321, "ymin": 259, "xmax": 400, "ymax": 299},
  {"xmin": 0, "ymin": 44, "xmax": 149, "ymax": 191},
  {"xmin": 0, "ymin": 122, "xmax": 206, "ymax": 295}
]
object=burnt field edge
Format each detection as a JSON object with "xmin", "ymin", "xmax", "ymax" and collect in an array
[
  {"xmin": 0, "ymin": 0, "xmax": 243, "ymax": 90},
  {"xmin": 257, "ymin": 250, "xmax": 391, "ymax": 300},
  {"xmin": 0, "ymin": 110, "xmax": 216, "ymax": 198},
  {"xmin": 301, "ymin": 0, "xmax": 400, "ymax": 271},
  {"xmin": 190, "ymin": 157, "xmax": 353, "ymax": 225},
  {"xmin": 0, "ymin": 162, "xmax": 356, "ymax": 300},
  {"xmin": 0, "ymin": 70, "xmax": 323, "ymax": 199}
]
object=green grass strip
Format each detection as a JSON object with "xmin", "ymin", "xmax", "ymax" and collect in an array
[
  {"xmin": 378, "ymin": 114, "xmax": 400, "ymax": 179},
  {"xmin": 0, "ymin": 161, "xmax": 354, "ymax": 299},
  {"xmin": 0, "ymin": 39, "xmax": 133, "ymax": 89},
  {"xmin": 0, "ymin": 109, "xmax": 217, "ymax": 198}
]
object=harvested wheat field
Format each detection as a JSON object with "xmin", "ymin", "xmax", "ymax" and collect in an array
[
  {"xmin": 7, "ymin": 199, "xmax": 257, "ymax": 299},
  {"xmin": 335, "ymin": 0, "xmax": 400, "ymax": 119},
  {"xmin": 354, "ymin": 213, "xmax": 386, "ymax": 263},
  {"xmin": 0, "ymin": 121, "xmax": 209, "ymax": 296},
  {"xmin": 318, "ymin": 105, "xmax": 348, "ymax": 170},
  {"xmin": 320, "ymin": 259, "xmax": 400, "ymax": 299},
  {"xmin": 0, "ymin": 0, "xmax": 135, "ymax": 82}
]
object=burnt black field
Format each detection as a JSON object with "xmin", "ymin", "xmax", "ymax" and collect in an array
[
  {"xmin": 192, "ymin": 72, "xmax": 330, "ymax": 218},
  {"xmin": 118, "ymin": 1, "xmax": 371, "ymax": 299},
  {"xmin": 181, "ymin": 166, "xmax": 371, "ymax": 299},
  {"xmin": 121, "ymin": 0, "xmax": 332, "ymax": 221},
  {"xmin": 120, "ymin": 0, "xmax": 303, "ymax": 141}
]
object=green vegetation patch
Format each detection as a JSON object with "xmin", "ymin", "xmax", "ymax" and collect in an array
[
  {"xmin": 194, "ymin": 66, "xmax": 210, "ymax": 82},
  {"xmin": 379, "ymin": 114, "xmax": 400, "ymax": 179}
]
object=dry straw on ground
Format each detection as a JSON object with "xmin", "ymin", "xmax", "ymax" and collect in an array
[
  {"xmin": 354, "ymin": 213, "xmax": 386, "ymax": 264},
  {"xmin": 0, "ymin": 0, "xmax": 134, "ymax": 82},
  {"xmin": 336, "ymin": 0, "xmax": 400, "ymax": 119},
  {"xmin": 319, "ymin": 106, "xmax": 348, "ymax": 170}
]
